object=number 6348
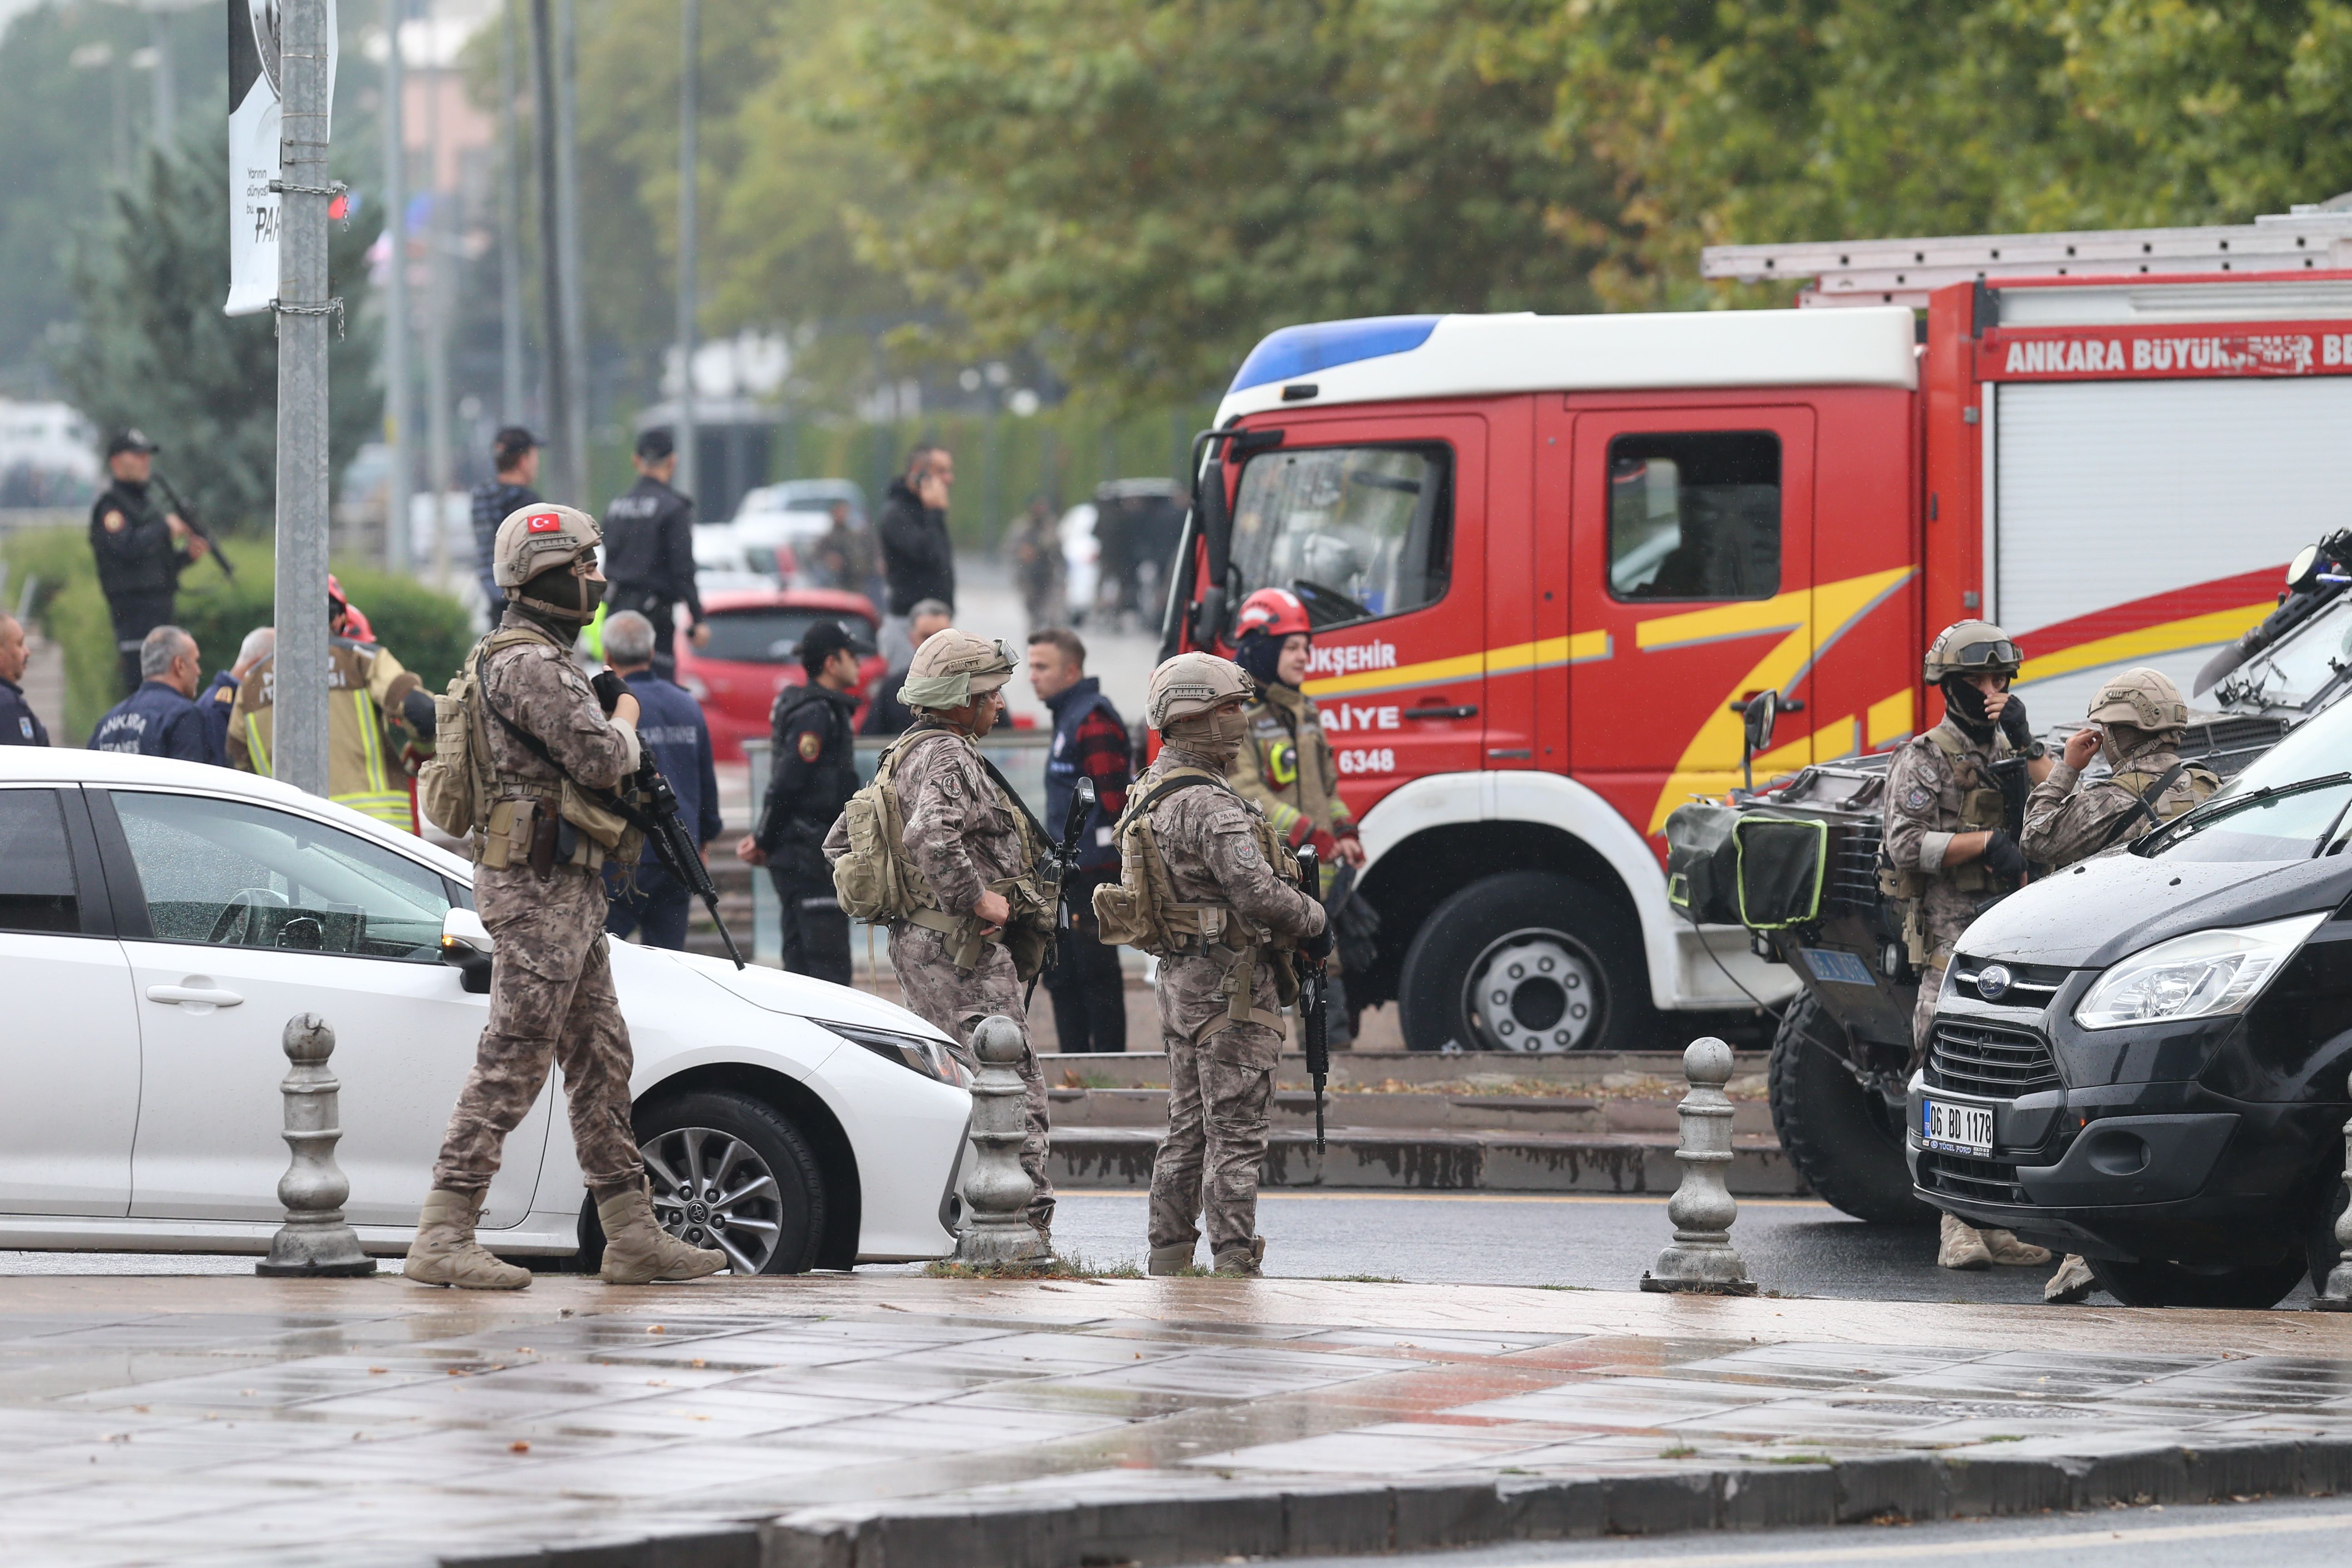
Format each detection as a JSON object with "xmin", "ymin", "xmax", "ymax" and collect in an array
[{"xmin": 1337, "ymin": 748, "xmax": 1394, "ymax": 775}]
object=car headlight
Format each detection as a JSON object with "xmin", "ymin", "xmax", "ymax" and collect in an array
[
  {"xmin": 819, "ymin": 1020, "xmax": 959, "ymax": 1083},
  {"xmin": 2072, "ymin": 911, "xmax": 2327, "ymax": 1031}
]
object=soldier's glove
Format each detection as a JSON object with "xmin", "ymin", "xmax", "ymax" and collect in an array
[
  {"xmin": 590, "ymin": 668, "xmax": 627, "ymax": 715},
  {"xmin": 401, "ymin": 687, "xmax": 438, "ymax": 735},
  {"xmin": 1980, "ymin": 830, "xmax": 2029, "ymax": 885},
  {"xmin": 1998, "ymin": 692, "xmax": 2038, "ymax": 753},
  {"xmin": 1300, "ymin": 924, "xmax": 1334, "ymax": 961}
]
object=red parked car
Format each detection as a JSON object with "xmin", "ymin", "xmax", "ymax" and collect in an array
[{"xmin": 671, "ymin": 588, "xmax": 885, "ymax": 762}]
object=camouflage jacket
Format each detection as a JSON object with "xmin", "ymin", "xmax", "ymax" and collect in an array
[
  {"xmin": 476, "ymin": 609, "xmax": 639, "ymax": 794},
  {"xmin": 1145, "ymin": 743, "xmax": 1326, "ymax": 945},
  {"xmin": 2021, "ymin": 740, "xmax": 2216, "ymax": 868},
  {"xmin": 1882, "ymin": 718, "xmax": 2016, "ymax": 963},
  {"xmin": 822, "ymin": 725, "xmax": 1028, "ymax": 920}
]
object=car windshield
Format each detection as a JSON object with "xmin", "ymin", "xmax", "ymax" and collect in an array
[
  {"xmin": 2148, "ymin": 773, "xmax": 2352, "ymax": 863},
  {"xmin": 2213, "ymin": 693, "xmax": 2352, "ymax": 798},
  {"xmin": 701, "ymin": 608, "xmax": 872, "ymax": 664},
  {"xmin": 2229, "ymin": 597, "xmax": 2352, "ymax": 709}
]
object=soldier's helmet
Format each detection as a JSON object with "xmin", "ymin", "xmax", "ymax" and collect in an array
[
  {"xmin": 899, "ymin": 628, "xmax": 1016, "ymax": 711},
  {"xmin": 2087, "ymin": 667, "xmax": 2190, "ymax": 732},
  {"xmin": 1923, "ymin": 619, "xmax": 2023, "ymax": 682},
  {"xmin": 492, "ymin": 503, "xmax": 602, "ymax": 589},
  {"xmin": 1147, "ymin": 652, "xmax": 1254, "ymax": 729}
]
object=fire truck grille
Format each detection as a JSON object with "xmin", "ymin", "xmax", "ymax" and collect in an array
[
  {"xmin": 1920, "ymin": 1151, "xmax": 2029, "ymax": 1206},
  {"xmin": 1927, "ymin": 1019, "xmax": 2061, "ymax": 1098}
]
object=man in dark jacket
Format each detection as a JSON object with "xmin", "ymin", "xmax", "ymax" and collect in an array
[
  {"xmin": 603, "ymin": 428, "xmax": 706, "ymax": 668},
  {"xmin": 739, "ymin": 620, "xmax": 862, "ymax": 985},
  {"xmin": 1029, "ymin": 627, "xmax": 1131, "ymax": 1051},
  {"xmin": 197, "ymin": 627, "xmax": 275, "ymax": 769},
  {"xmin": 89, "ymin": 429, "xmax": 208, "ymax": 696},
  {"xmin": 470, "ymin": 427, "xmax": 541, "ymax": 613},
  {"xmin": 89, "ymin": 625, "xmax": 208, "ymax": 762},
  {"xmin": 597, "ymin": 610, "xmax": 721, "ymax": 951},
  {"xmin": 876, "ymin": 446, "xmax": 956, "ymax": 662},
  {"xmin": 0, "ymin": 612, "xmax": 47, "ymax": 747}
]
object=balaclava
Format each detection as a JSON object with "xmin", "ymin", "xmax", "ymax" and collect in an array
[
  {"xmin": 1940, "ymin": 676, "xmax": 1999, "ymax": 744},
  {"xmin": 1233, "ymin": 629, "xmax": 1289, "ymax": 690}
]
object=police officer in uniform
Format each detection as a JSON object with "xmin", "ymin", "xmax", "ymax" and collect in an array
[
  {"xmin": 1120, "ymin": 653, "xmax": 1326, "ymax": 1276},
  {"xmin": 89, "ymin": 430, "xmax": 208, "ymax": 696},
  {"xmin": 405, "ymin": 502, "xmax": 725, "ymax": 1290},
  {"xmin": 89, "ymin": 625, "xmax": 208, "ymax": 761},
  {"xmin": 1882, "ymin": 620, "xmax": 2056, "ymax": 1273},
  {"xmin": 1229, "ymin": 587, "xmax": 1365, "ymax": 1042},
  {"xmin": 2020, "ymin": 666, "xmax": 2219, "ymax": 1303},
  {"xmin": 822, "ymin": 629, "xmax": 1061, "ymax": 1243},
  {"xmin": 600, "ymin": 609, "xmax": 723, "ymax": 951},
  {"xmin": 0, "ymin": 612, "xmax": 48, "ymax": 747},
  {"xmin": 740, "ymin": 620, "xmax": 862, "ymax": 985},
  {"xmin": 602, "ymin": 429, "xmax": 706, "ymax": 667}
]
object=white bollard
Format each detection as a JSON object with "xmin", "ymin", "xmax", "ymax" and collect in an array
[
  {"xmin": 2314, "ymin": 1114, "xmax": 2352, "ymax": 1312},
  {"xmin": 1639, "ymin": 1036, "xmax": 1757, "ymax": 1296},
  {"xmin": 955, "ymin": 1016, "xmax": 1050, "ymax": 1270},
  {"xmin": 256, "ymin": 1013, "xmax": 373, "ymax": 1278}
]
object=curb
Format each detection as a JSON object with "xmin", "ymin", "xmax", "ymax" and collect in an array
[{"xmin": 441, "ymin": 1437, "xmax": 2352, "ymax": 1566}]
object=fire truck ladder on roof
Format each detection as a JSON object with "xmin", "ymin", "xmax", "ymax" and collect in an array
[{"xmin": 1700, "ymin": 202, "xmax": 2352, "ymax": 308}]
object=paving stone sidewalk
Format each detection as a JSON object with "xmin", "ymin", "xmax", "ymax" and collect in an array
[{"xmin": 4, "ymin": 1273, "xmax": 2352, "ymax": 1567}]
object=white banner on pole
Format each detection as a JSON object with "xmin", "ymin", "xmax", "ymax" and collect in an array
[{"xmin": 227, "ymin": 0, "xmax": 338, "ymax": 317}]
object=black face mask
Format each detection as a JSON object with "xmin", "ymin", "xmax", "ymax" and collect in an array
[
  {"xmin": 520, "ymin": 564, "xmax": 606, "ymax": 622},
  {"xmin": 1940, "ymin": 676, "xmax": 2000, "ymax": 740}
]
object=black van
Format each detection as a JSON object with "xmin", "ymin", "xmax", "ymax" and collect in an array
[{"xmin": 1915, "ymin": 696, "xmax": 2352, "ymax": 1308}]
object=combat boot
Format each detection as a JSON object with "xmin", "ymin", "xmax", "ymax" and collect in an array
[
  {"xmin": 403, "ymin": 1189, "xmax": 530, "ymax": 1290},
  {"xmin": 1147, "ymin": 1244, "xmax": 1195, "ymax": 1276},
  {"xmin": 2044, "ymin": 1253, "xmax": 2096, "ymax": 1303},
  {"xmin": 1211, "ymin": 1236, "xmax": 1267, "ymax": 1277},
  {"xmin": 596, "ymin": 1184, "xmax": 728, "ymax": 1284},
  {"xmin": 1937, "ymin": 1213, "xmax": 1991, "ymax": 1271},
  {"xmin": 1981, "ymin": 1229, "xmax": 2052, "ymax": 1267}
]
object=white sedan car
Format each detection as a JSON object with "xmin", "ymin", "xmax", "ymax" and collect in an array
[{"xmin": 0, "ymin": 747, "xmax": 970, "ymax": 1274}]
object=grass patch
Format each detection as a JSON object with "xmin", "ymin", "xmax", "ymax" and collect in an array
[
  {"xmin": 1768, "ymin": 1453, "xmax": 1834, "ymax": 1465},
  {"xmin": 1978, "ymin": 1435, "xmax": 2024, "ymax": 1443},
  {"xmin": 1321, "ymin": 1274, "xmax": 1405, "ymax": 1284},
  {"xmin": 1659, "ymin": 1445, "xmax": 1697, "ymax": 1459},
  {"xmin": 924, "ymin": 1248, "xmax": 1143, "ymax": 1281},
  {"xmin": 1537, "ymin": 1283, "xmax": 1594, "ymax": 1291}
]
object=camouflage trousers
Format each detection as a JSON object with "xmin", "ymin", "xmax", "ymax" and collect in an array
[
  {"xmin": 1148, "ymin": 949, "xmax": 1282, "ymax": 1259},
  {"xmin": 430, "ymin": 862, "xmax": 644, "ymax": 1196},
  {"xmin": 888, "ymin": 923, "xmax": 1054, "ymax": 1233},
  {"xmin": 1911, "ymin": 964, "xmax": 1946, "ymax": 1072}
]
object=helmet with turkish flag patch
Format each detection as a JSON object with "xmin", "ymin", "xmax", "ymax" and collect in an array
[
  {"xmin": 492, "ymin": 503, "xmax": 601, "ymax": 588},
  {"xmin": 1235, "ymin": 586, "xmax": 1311, "ymax": 641}
]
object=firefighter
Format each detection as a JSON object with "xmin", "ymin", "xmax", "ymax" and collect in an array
[
  {"xmin": 2020, "ymin": 666, "xmax": 2219, "ymax": 1303},
  {"xmin": 1882, "ymin": 619, "xmax": 2055, "ymax": 1273},
  {"xmin": 226, "ymin": 576, "xmax": 440, "ymax": 831},
  {"xmin": 1227, "ymin": 586, "xmax": 1363, "ymax": 1043}
]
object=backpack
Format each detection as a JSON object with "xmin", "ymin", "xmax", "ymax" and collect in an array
[
  {"xmin": 830, "ymin": 733, "xmax": 933, "ymax": 924},
  {"xmin": 416, "ymin": 628, "xmax": 540, "ymax": 838}
]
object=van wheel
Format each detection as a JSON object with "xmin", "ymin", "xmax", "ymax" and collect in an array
[
  {"xmin": 1397, "ymin": 872, "xmax": 1656, "ymax": 1053},
  {"xmin": 2086, "ymin": 1254, "xmax": 2307, "ymax": 1309},
  {"xmin": 1767, "ymin": 990, "xmax": 1933, "ymax": 1225},
  {"xmin": 578, "ymin": 1091, "xmax": 828, "ymax": 1275}
]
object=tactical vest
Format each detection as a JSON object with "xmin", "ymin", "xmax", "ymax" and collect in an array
[
  {"xmin": 829, "ymin": 726, "xmax": 1058, "ymax": 979},
  {"xmin": 1093, "ymin": 766, "xmax": 1302, "ymax": 1043},
  {"xmin": 1877, "ymin": 725, "xmax": 2012, "ymax": 965},
  {"xmin": 417, "ymin": 627, "xmax": 643, "ymax": 872},
  {"xmin": 2105, "ymin": 758, "xmax": 2220, "ymax": 848}
]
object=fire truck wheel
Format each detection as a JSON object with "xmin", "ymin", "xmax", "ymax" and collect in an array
[
  {"xmin": 1767, "ymin": 990, "xmax": 1933, "ymax": 1225},
  {"xmin": 1396, "ymin": 872, "xmax": 1656, "ymax": 1053}
]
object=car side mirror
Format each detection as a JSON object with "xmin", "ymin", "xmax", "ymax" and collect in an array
[{"xmin": 441, "ymin": 906, "xmax": 494, "ymax": 994}]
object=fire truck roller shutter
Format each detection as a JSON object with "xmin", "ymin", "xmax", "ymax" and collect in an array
[{"xmin": 1995, "ymin": 377, "xmax": 2352, "ymax": 720}]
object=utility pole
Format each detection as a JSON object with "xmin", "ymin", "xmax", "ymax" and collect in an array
[
  {"xmin": 496, "ymin": 0, "xmax": 526, "ymax": 425},
  {"xmin": 423, "ymin": 0, "xmax": 454, "ymax": 588},
  {"xmin": 528, "ymin": 0, "xmax": 570, "ymax": 501},
  {"xmin": 145, "ymin": 4, "xmax": 175, "ymax": 147},
  {"xmin": 675, "ymin": 0, "xmax": 698, "ymax": 509},
  {"xmin": 554, "ymin": 0, "xmax": 588, "ymax": 506},
  {"xmin": 274, "ymin": 0, "xmax": 335, "ymax": 797},
  {"xmin": 381, "ymin": 0, "xmax": 412, "ymax": 571}
]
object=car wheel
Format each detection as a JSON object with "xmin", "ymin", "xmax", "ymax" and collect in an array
[
  {"xmin": 2085, "ymin": 1254, "xmax": 2308, "ymax": 1309},
  {"xmin": 1767, "ymin": 990, "xmax": 1934, "ymax": 1225},
  {"xmin": 584, "ymin": 1091, "xmax": 828, "ymax": 1276},
  {"xmin": 1397, "ymin": 872, "xmax": 1657, "ymax": 1053}
]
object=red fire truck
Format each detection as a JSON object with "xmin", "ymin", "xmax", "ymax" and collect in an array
[{"xmin": 1164, "ymin": 209, "xmax": 2352, "ymax": 1053}]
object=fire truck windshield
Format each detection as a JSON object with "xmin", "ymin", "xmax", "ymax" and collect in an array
[{"xmin": 1228, "ymin": 444, "xmax": 1451, "ymax": 630}]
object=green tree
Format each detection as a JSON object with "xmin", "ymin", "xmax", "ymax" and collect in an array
[{"xmin": 50, "ymin": 138, "xmax": 382, "ymax": 537}]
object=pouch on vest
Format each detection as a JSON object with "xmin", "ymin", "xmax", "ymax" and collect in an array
[{"xmin": 418, "ymin": 684, "xmax": 478, "ymax": 838}]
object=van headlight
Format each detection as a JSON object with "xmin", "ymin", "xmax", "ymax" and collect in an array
[
  {"xmin": 2072, "ymin": 911, "xmax": 2327, "ymax": 1031},
  {"xmin": 820, "ymin": 1020, "xmax": 960, "ymax": 1083}
]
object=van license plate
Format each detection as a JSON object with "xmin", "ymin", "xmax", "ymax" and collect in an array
[{"xmin": 1922, "ymin": 1099, "xmax": 1994, "ymax": 1156}]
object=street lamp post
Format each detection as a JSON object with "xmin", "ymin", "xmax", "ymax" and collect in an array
[
  {"xmin": 675, "ymin": 0, "xmax": 698, "ymax": 507},
  {"xmin": 274, "ymin": 0, "xmax": 336, "ymax": 797},
  {"xmin": 381, "ymin": 0, "xmax": 412, "ymax": 573}
]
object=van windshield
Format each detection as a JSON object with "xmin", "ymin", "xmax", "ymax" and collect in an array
[
  {"xmin": 2215, "ymin": 696, "xmax": 2352, "ymax": 798},
  {"xmin": 2148, "ymin": 774, "xmax": 2352, "ymax": 863}
]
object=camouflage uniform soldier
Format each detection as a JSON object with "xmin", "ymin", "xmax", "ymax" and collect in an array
[
  {"xmin": 406, "ymin": 503, "xmax": 724, "ymax": 1290},
  {"xmin": 823, "ymin": 629, "xmax": 1061, "ymax": 1240},
  {"xmin": 1882, "ymin": 619, "xmax": 2055, "ymax": 1274},
  {"xmin": 2021, "ymin": 666, "xmax": 2218, "ymax": 1304},
  {"xmin": 1114, "ymin": 654, "xmax": 1325, "ymax": 1277}
]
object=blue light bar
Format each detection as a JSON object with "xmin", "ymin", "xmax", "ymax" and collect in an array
[{"xmin": 1227, "ymin": 315, "xmax": 1442, "ymax": 393}]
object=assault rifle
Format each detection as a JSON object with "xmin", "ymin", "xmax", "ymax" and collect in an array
[
  {"xmin": 1025, "ymin": 776, "xmax": 1098, "ymax": 1007},
  {"xmin": 632, "ymin": 750, "xmax": 747, "ymax": 969},
  {"xmin": 1294, "ymin": 844, "xmax": 1330, "ymax": 1151},
  {"xmin": 151, "ymin": 471, "xmax": 235, "ymax": 582}
]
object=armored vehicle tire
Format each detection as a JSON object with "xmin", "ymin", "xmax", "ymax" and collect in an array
[
  {"xmin": 578, "ymin": 1090, "xmax": 829, "ymax": 1275},
  {"xmin": 1767, "ymin": 990, "xmax": 1933, "ymax": 1225},
  {"xmin": 1397, "ymin": 872, "xmax": 1657, "ymax": 1053},
  {"xmin": 2085, "ymin": 1254, "xmax": 2308, "ymax": 1310}
]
